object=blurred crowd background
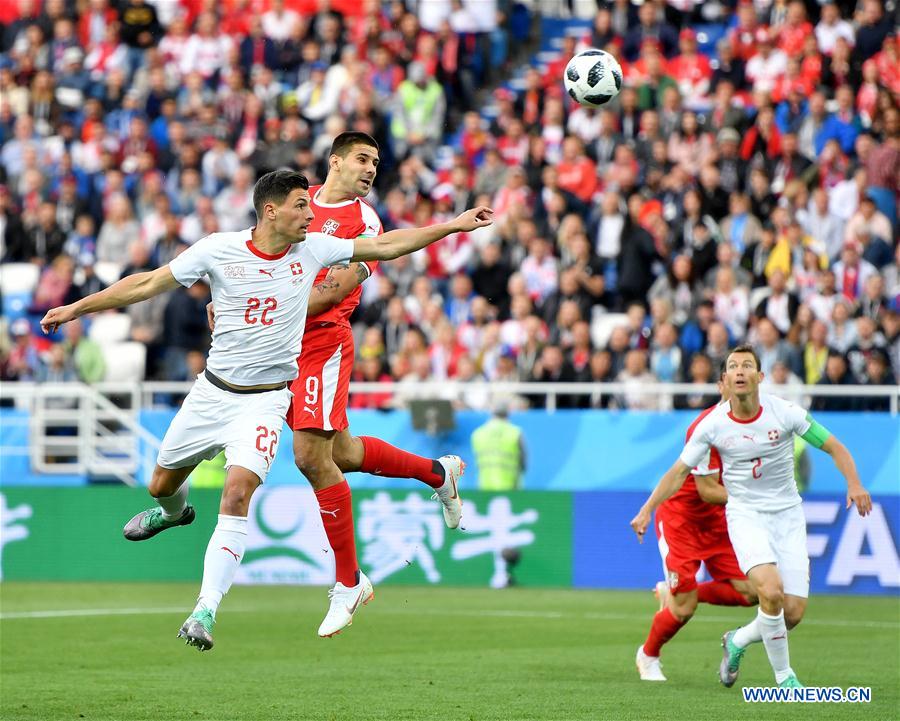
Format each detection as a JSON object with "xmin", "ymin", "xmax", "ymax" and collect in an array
[{"xmin": 0, "ymin": 0, "xmax": 897, "ymax": 412}]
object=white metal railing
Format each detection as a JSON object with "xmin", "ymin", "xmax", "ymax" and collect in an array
[
  {"xmin": 1, "ymin": 382, "xmax": 162, "ymax": 484},
  {"xmin": 3, "ymin": 380, "xmax": 897, "ymax": 415}
]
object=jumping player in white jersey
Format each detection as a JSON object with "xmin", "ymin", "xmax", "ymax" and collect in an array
[
  {"xmin": 40, "ymin": 170, "xmax": 493, "ymax": 651},
  {"xmin": 210, "ymin": 132, "xmax": 466, "ymax": 638},
  {"xmin": 630, "ymin": 344, "xmax": 872, "ymax": 689}
]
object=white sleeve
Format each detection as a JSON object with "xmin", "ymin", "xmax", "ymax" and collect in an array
[
  {"xmin": 680, "ymin": 420, "xmax": 713, "ymax": 470},
  {"xmin": 168, "ymin": 235, "xmax": 216, "ymax": 287},
  {"xmin": 692, "ymin": 449, "xmax": 715, "ymax": 477},
  {"xmin": 304, "ymin": 231, "xmax": 354, "ymax": 268},
  {"xmin": 778, "ymin": 396, "xmax": 812, "ymax": 436}
]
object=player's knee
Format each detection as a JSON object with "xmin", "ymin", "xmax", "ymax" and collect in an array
[
  {"xmin": 785, "ymin": 611, "xmax": 803, "ymax": 630},
  {"xmin": 670, "ymin": 595, "xmax": 697, "ymax": 622},
  {"xmin": 220, "ymin": 485, "xmax": 253, "ymax": 514},
  {"xmin": 148, "ymin": 471, "xmax": 177, "ymax": 498},
  {"xmin": 757, "ymin": 583, "xmax": 784, "ymax": 609},
  {"xmin": 293, "ymin": 449, "xmax": 324, "ymax": 480}
]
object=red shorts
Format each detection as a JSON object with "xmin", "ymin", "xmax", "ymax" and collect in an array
[
  {"xmin": 655, "ymin": 506, "xmax": 745, "ymax": 595},
  {"xmin": 286, "ymin": 323, "xmax": 354, "ymax": 432}
]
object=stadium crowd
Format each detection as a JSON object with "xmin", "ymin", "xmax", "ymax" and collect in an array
[{"xmin": 0, "ymin": 0, "xmax": 897, "ymax": 412}]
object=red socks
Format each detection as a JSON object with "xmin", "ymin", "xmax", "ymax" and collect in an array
[
  {"xmin": 697, "ymin": 581, "xmax": 752, "ymax": 606},
  {"xmin": 643, "ymin": 607, "xmax": 687, "ymax": 657},
  {"xmin": 359, "ymin": 436, "xmax": 443, "ymax": 489},
  {"xmin": 314, "ymin": 481, "xmax": 358, "ymax": 587}
]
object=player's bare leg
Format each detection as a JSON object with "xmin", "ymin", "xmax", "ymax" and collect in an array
[
  {"xmin": 721, "ymin": 564, "xmax": 801, "ymax": 688},
  {"xmin": 295, "ymin": 429, "xmax": 373, "ymax": 637},
  {"xmin": 783, "ymin": 594, "xmax": 807, "ymax": 630},
  {"xmin": 178, "ymin": 466, "xmax": 261, "ymax": 652},
  {"xmin": 123, "ymin": 464, "xmax": 197, "ymax": 541},
  {"xmin": 331, "ymin": 430, "xmax": 464, "ymax": 528}
]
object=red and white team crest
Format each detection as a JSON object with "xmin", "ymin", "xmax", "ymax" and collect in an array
[
  {"xmin": 667, "ymin": 570, "xmax": 679, "ymax": 590},
  {"xmin": 321, "ymin": 219, "xmax": 340, "ymax": 235},
  {"xmin": 768, "ymin": 429, "xmax": 780, "ymax": 443},
  {"xmin": 290, "ymin": 262, "xmax": 303, "ymax": 276}
]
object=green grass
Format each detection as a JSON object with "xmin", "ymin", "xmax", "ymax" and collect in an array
[{"xmin": 1, "ymin": 583, "xmax": 897, "ymax": 721}]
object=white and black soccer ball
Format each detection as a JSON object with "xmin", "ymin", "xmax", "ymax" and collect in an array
[{"xmin": 563, "ymin": 49, "xmax": 623, "ymax": 107}]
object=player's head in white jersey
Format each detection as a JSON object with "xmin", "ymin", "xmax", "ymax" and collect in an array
[
  {"xmin": 251, "ymin": 170, "xmax": 315, "ymax": 252},
  {"xmin": 322, "ymin": 130, "xmax": 380, "ymax": 201},
  {"xmin": 723, "ymin": 343, "xmax": 764, "ymax": 419}
]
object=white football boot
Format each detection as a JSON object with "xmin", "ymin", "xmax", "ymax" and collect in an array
[
  {"xmin": 636, "ymin": 645, "xmax": 667, "ymax": 681},
  {"xmin": 433, "ymin": 455, "xmax": 464, "ymax": 529},
  {"xmin": 318, "ymin": 571, "xmax": 374, "ymax": 638}
]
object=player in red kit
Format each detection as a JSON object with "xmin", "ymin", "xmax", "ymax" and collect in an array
[
  {"xmin": 635, "ymin": 374, "xmax": 757, "ymax": 681},
  {"xmin": 209, "ymin": 132, "xmax": 464, "ymax": 638}
]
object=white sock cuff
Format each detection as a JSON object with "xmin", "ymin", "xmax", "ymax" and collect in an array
[
  {"xmin": 216, "ymin": 514, "xmax": 248, "ymax": 534},
  {"xmin": 758, "ymin": 609, "xmax": 785, "ymax": 623}
]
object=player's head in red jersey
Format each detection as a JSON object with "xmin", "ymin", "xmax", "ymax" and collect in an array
[
  {"xmin": 324, "ymin": 131, "xmax": 380, "ymax": 201},
  {"xmin": 252, "ymin": 170, "xmax": 314, "ymax": 246},
  {"xmin": 724, "ymin": 343, "xmax": 762, "ymax": 408}
]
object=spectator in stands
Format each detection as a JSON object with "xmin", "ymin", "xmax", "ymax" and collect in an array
[
  {"xmin": 161, "ymin": 279, "xmax": 210, "ymax": 380},
  {"xmin": 624, "ymin": 1, "xmax": 678, "ymax": 61},
  {"xmin": 846, "ymin": 316, "xmax": 888, "ymax": 380},
  {"xmin": 859, "ymin": 350, "xmax": 895, "ymax": 411},
  {"xmin": 23, "ymin": 200, "xmax": 66, "ymax": 265},
  {"xmin": 96, "ymin": 193, "xmax": 139, "ymax": 264},
  {"xmin": 756, "ymin": 269, "xmax": 800, "ymax": 336},
  {"xmin": 61, "ymin": 317, "xmax": 106, "ymax": 383},
  {"xmin": 812, "ymin": 351, "xmax": 858, "ymax": 411},
  {"xmin": 5, "ymin": 318, "xmax": 41, "ymax": 381},
  {"xmin": 616, "ymin": 348, "xmax": 660, "ymax": 410},
  {"xmin": 391, "ymin": 62, "xmax": 446, "ymax": 162},
  {"xmin": 531, "ymin": 344, "xmax": 577, "ymax": 409}
]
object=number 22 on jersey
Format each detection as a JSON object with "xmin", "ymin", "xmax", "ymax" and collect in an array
[{"xmin": 245, "ymin": 297, "xmax": 277, "ymax": 325}]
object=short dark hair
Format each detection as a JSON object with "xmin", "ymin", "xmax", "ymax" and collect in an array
[
  {"xmin": 330, "ymin": 131, "xmax": 379, "ymax": 158},
  {"xmin": 252, "ymin": 170, "xmax": 309, "ymax": 217},
  {"xmin": 727, "ymin": 343, "xmax": 761, "ymax": 371}
]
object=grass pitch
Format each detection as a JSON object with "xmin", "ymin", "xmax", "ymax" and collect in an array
[{"xmin": 1, "ymin": 583, "xmax": 897, "ymax": 721}]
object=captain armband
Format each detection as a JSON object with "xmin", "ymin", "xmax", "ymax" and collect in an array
[{"xmin": 800, "ymin": 413, "xmax": 831, "ymax": 449}]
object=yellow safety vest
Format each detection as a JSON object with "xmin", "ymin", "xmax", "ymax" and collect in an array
[{"xmin": 471, "ymin": 418, "xmax": 522, "ymax": 491}]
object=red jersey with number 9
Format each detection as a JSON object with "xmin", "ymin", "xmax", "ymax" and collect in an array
[{"xmin": 305, "ymin": 185, "xmax": 383, "ymax": 330}]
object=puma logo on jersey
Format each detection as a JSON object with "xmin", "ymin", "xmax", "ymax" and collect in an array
[
  {"xmin": 321, "ymin": 219, "xmax": 340, "ymax": 235},
  {"xmin": 320, "ymin": 508, "xmax": 339, "ymax": 518},
  {"xmin": 742, "ymin": 434, "xmax": 755, "ymax": 442},
  {"xmin": 304, "ymin": 406, "xmax": 317, "ymax": 417},
  {"xmin": 259, "ymin": 268, "xmax": 275, "ymax": 278}
]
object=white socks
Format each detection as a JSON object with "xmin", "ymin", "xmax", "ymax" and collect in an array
[
  {"xmin": 157, "ymin": 482, "xmax": 189, "ymax": 520},
  {"xmin": 758, "ymin": 609, "xmax": 794, "ymax": 684},
  {"xmin": 195, "ymin": 514, "xmax": 248, "ymax": 616},
  {"xmin": 732, "ymin": 616, "xmax": 763, "ymax": 648}
]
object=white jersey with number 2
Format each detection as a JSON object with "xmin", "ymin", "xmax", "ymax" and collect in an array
[
  {"xmin": 679, "ymin": 393, "xmax": 811, "ymax": 512},
  {"xmin": 168, "ymin": 229, "xmax": 353, "ymax": 386}
]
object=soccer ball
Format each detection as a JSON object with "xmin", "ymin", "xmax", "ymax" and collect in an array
[{"xmin": 563, "ymin": 49, "xmax": 623, "ymax": 107}]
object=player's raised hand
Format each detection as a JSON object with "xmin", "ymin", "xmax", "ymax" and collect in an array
[
  {"xmin": 847, "ymin": 484, "xmax": 872, "ymax": 516},
  {"xmin": 40, "ymin": 305, "xmax": 77, "ymax": 334},
  {"xmin": 630, "ymin": 506, "xmax": 652, "ymax": 543},
  {"xmin": 207, "ymin": 302, "xmax": 216, "ymax": 332},
  {"xmin": 453, "ymin": 207, "xmax": 494, "ymax": 232}
]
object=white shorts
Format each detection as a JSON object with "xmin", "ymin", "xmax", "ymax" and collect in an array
[
  {"xmin": 725, "ymin": 502, "xmax": 810, "ymax": 598},
  {"xmin": 157, "ymin": 373, "xmax": 292, "ymax": 483}
]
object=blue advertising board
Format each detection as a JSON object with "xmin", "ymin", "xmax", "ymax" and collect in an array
[{"xmin": 572, "ymin": 492, "xmax": 900, "ymax": 596}]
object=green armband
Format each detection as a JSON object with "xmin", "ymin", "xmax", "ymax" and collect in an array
[{"xmin": 800, "ymin": 413, "xmax": 831, "ymax": 449}]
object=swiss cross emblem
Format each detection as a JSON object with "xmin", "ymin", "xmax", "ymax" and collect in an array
[
  {"xmin": 290, "ymin": 262, "xmax": 303, "ymax": 276},
  {"xmin": 768, "ymin": 429, "xmax": 780, "ymax": 442},
  {"xmin": 321, "ymin": 219, "xmax": 340, "ymax": 235}
]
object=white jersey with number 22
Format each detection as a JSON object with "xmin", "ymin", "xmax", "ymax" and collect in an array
[
  {"xmin": 168, "ymin": 229, "xmax": 353, "ymax": 386},
  {"xmin": 679, "ymin": 393, "xmax": 811, "ymax": 512}
]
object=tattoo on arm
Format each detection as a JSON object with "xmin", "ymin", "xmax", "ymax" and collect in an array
[
  {"xmin": 354, "ymin": 263, "xmax": 369, "ymax": 284},
  {"xmin": 315, "ymin": 269, "xmax": 341, "ymax": 294}
]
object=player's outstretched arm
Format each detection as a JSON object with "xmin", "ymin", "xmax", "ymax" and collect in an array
[
  {"xmin": 349, "ymin": 207, "xmax": 493, "ymax": 262},
  {"xmin": 820, "ymin": 435, "xmax": 872, "ymax": 516},
  {"xmin": 695, "ymin": 474, "xmax": 728, "ymax": 504},
  {"xmin": 630, "ymin": 459, "xmax": 692, "ymax": 542},
  {"xmin": 41, "ymin": 265, "xmax": 181, "ymax": 333}
]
